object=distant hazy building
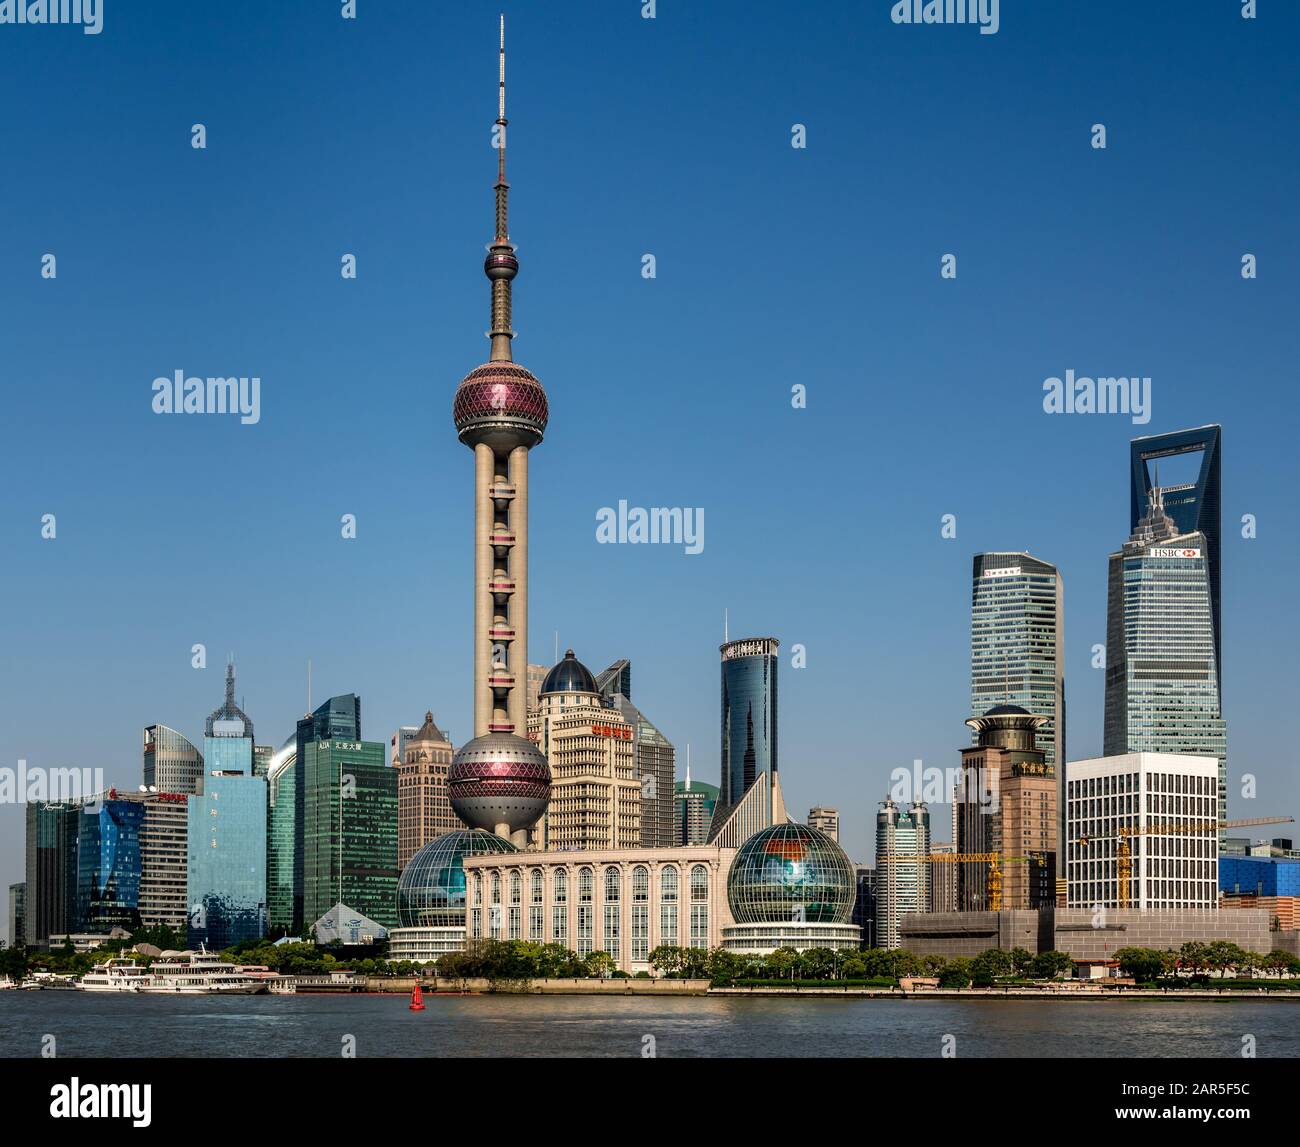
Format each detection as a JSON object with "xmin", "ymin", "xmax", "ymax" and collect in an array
[
  {"xmin": 875, "ymin": 798, "xmax": 929, "ymax": 949},
  {"xmin": 928, "ymin": 842, "xmax": 957, "ymax": 914},
  {"xmin": 302, "ymin": 739, "xmax": 398, "ymax": 930},
  {"xmin": 142, "ymin": 725, "xmax": 204, "ymax": 796},
  {"xmin": 397, "ymin": 711, "xmax": 459, "ymax": 870},
  {"xmin": 970, "ymin": 552, "xmax": 1064, "ymax": 868},
  {"xmin": 204, "ymin": 662, "xmax": 255, "ymax": 776},
  {"xmin": 808, "ymin": 807, "xmax": 839, "ymax": 841},
  {"xmin": 531, "ymin": 650, "xmax": 640, "ymax": 852},
  {"xmin": 390, "ymin": 725, "xmax": 421, "ymax": 768},
  {"xmin": 956, "ymin": 706, "xmax": 1057, "ymax": 911},
  {"xmin": 593, "ymin": 661, "xmax": 676, "ymax": 849},
  {"xmin": 1104, "ymin": 484, "xmax": 1227, "ymax": 824},
  {"xmin": 674, "ymin": 776, "xmax": 719, "ymax": 847},
  {"xmin": 1066, "ymin": 752, "xmax": 1219, "ymax": 910},
  {"xmin": 8, "ymin": 882, "xmax": 25, "ymax": 949},
  {"xmin": 187, "ymin": 772, "xmax": 268, "ymax": 948},
  {"xmin": 24, "ymin": 801, "xmax": 81, "ymax": 948}
]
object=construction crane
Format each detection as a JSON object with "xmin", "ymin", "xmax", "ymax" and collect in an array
[
  {"xmin": 1074, "ymin": 816, "xmax": 1294, "ymax": 908},
  {"xmin": 878, "ymin": 851, "xmax": 1047, "ymax": 912}
]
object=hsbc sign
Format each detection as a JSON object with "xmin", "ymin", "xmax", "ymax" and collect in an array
[{"xmin": 1150, "ymin": 547, "xmax": 1201, "ymax": 559}]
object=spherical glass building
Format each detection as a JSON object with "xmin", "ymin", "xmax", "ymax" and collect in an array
[
  {"xmin": 395, "ymin": 828, "xmax": 518, "ymax": 929},
  {"xmin": 727, "ymin": 823, "xmax": 856, "ymax": 924}
]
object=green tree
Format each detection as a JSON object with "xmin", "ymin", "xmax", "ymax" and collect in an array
[
  {"xmin": 938, "ymin": 958, "xmax": 972, "ymax": 988},
  {"xmin": 706, "ymin": 947, "xmax": 745, "ymax": 987},
  {"xmin": 649, "ymin": 945, "xmax": 685, "ymax": 977},
  {"xmin": 584, "ymin": 950, "xmax": 616, "ymax": 979},
  {"xmin": 1114, "ymin": 947, "xmax": 1164, "ymax": 983},
  {"xmin": 1030, "ymin": 950, "xmax": 1073, "ymax": 980},
  {"xmin": 971, "ymin": 948, "xmax": 1013, "ymax": 985}
]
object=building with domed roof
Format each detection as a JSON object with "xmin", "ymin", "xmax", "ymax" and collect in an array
[
  {"xmin": 529, "ymin": 649, "xmax": 641, "ymax": 852},
  {"xmin": 956, "ymin": 704, "xmax": 1056, "ymax": 911}
]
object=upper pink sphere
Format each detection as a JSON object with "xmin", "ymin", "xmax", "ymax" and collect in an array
[{"xmin": 453, "ymin": 361, "xmax": 548, "ymax": 450}]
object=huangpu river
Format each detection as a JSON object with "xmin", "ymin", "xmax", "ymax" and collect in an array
[{"xmin": 2, "ymin": 993, "xmax": 1298, "ymax": 1058}]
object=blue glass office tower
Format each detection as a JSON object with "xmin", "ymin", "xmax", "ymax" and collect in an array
[
  {"xmin": 203, "ymin": 662, "xmax": 255, "ymax": 776},
  {"xmin": 718, "ymin": 638, "xmax": 779, "ymax": 813},
  {"xmin": 1130, "ymin": 426, "xmax": 1222, "ymax": 695},
  {"xmin": 187, "ymin": 773, "xmax": 268, "ymax": 948},
  {"xmin": 77, "ymin": 798, "xmax": 145, "ymax": 932}
]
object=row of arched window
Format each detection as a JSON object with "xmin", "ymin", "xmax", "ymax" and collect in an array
[{"xmin": 476, "ymin": 864, "xmax": 710, "ymax": 907}]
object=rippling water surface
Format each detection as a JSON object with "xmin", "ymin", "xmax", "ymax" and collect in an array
[{"xmin": 3, "ymin": 993, "xmax": 1297, "ymax": 1058}]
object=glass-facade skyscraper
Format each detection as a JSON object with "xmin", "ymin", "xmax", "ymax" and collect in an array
[
  {"xmin": 970, "ymin": 552, "xmax": 1064, "ymax": 872},
  {"xmin": 288, "ymin": 694, "xmax": 362, "ymax": 934},
  {"xmin": 23, "ymin": 801, "xmax": 80, "ymax": 948},
  {"xmin": 77, "ymin": 798, "xmax": 145, "ymax": 933},
  {"xmin": 1130, "ymin": 426, "xmax": 1222, "ymax": 695},
  {"xmin": 301, "ymin": 739, "xmax": 398, "ymax": 931},
  {"xmin": 142, "ymin": 724, "xmax": 205, "ymax": 795},
  {"xmin": 1104, "ymin": 485, "xmax": 1228, "ymax": 822},
  {"xmin": 875, "ymin": 798, "xmax": 929, "ymax": 950},
  {"xmin": 203, "ymin": 662, "xmax": 255, "ymax": 776},
  {"xmin": 187, "ymin": 773, "xmax": 268, "ymax": 949},
  {"xmin": 717, "ymin": 637, "xmax": 779, "ymax": 817}
]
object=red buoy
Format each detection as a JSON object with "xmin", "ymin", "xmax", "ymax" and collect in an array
[{"xmin": 409, "ymin": 984, "xmax": 426, "ymax": 1011}]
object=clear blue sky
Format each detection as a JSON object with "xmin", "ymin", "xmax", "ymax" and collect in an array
[{"xmin": 2, "ymin": 1, "xmax": 1298, "ymax": 940}]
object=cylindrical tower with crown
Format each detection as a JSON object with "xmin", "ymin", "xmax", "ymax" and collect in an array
[{"xmin": 448, "ymin": 17, "xmax": 551, "ymax": 847}]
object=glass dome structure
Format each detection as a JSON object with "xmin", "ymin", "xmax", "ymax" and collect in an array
[
  {"xmin": 727, "ymin": 823, "xmax": 856, "ymax": 925},
  {"xmin": 396, "ymin": 828, "xmax": 518, "ymax": 928}
]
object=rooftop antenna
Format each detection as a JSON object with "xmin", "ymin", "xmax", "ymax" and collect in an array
[
  {"xmin": 307, "ymin": 659, "xmax": 312, "ymax": 715},
  {"xmin": 724, "ymin": 608, "xmax": 729, "ymax": 644},
  {"xmin": 685, "ymin": 744, "xmax": 691, "ymax": 790}
]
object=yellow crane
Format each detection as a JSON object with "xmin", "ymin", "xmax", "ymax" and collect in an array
[
  {"xmin": 878, "ymin": 851, "xmax": 1047, "ymax": 912},
  {"xmin": 1074, "ymin": 816, "xmax": 1294, "ymax": 908}
]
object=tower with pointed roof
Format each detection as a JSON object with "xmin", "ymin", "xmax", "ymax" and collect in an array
[
  {"xmin": 396, "ymin": 710, "xmax": 460, "ymax": 868},
  {"xmin": 203, "ymin": 659, "xmax": 254, "ymax": 775},
  {"xmin": 447, "ymin": 18, "xmax": 552, "ymax": 847}
]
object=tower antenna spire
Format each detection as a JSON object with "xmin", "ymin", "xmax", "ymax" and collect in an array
[{"xmin": 485, "ymin": 12, "xmax": 518, "ymax": 362}]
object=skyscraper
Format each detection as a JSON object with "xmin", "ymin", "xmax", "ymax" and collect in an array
[
  {"xmin": 596, "ymin": 658, "xmax": 676, "ymax": 848},
  {"xmin": 302, "ymin": 739, "xmax": 398, "ymax": 930},
  {"xmin": 875, "ymin": 798, "xmax": 929, "ymax": 950},
  {"xmin": 23, "ymin": 801, "xmax": 80, "ymax": 948},
  {"xmin": 970, "ymin": 552, "xmax": 1064, "ymax": 868},
  {"xmin": 396, "ymin": 711, "xmax": 459, "ymax": 869},
  {"xmin": 142, "ymin": 724, "xmax": 204, "ymax": 795},
  {"xmin": 76, "ymin": 795, "xmax": 145, "ymax": 933},
  {"xmin": 530, "ymin": 650, "xmax": 640, "ymax": 852},
  {"xmin": 287, "ymin": 694, "xmax": 362, "ymax": 933},
  {"xmin": 712, "ymin": 637, "xmax": 779, "ymax": 839},
  {"xmin": 956, "ymin": 706, "xmax": 1056, "ymax": 911},
  {"xmin": 1104, "ymin": 484, "xmax": 1227, "ymax": 823},
  {"xmin": 447, "ymin": 19, "xmax": 552, "ymax": 848},
  {"xmin": 187, "ymin": 771, "xmax": 267, "ymax": 948},
  {"xmin": 1130, "ymin": 426, "xmax": 1222, "ymax": 694},
  {"xmin": 204, "ymin": 662, "xmax": 254, "ymax": 776}
]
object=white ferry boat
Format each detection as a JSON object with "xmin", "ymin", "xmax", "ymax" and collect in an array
[
  {"xmin": 78, "ymin": 958, "xmax": 152, "ymax": 993},
  {"xmin": 139, "ymin": 947, "xmax": 268, "ymax": 995},
  {"xmin": 0, "ymin": 975, "xmax": 17, "ymax": 990}
]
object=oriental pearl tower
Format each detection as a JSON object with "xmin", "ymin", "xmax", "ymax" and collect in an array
[{"xmin": 447, "ymin": 16, "xmax": 551, "ymax": 848}]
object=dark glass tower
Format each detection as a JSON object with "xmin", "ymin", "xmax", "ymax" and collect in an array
[
  {"xmin": 718, "ymin": 638, "xmax": 779, "ymax": 813},
  {"xmin": 288, "ymin": 694, "xmax": 362, "ymax": 933},
  {"xmin": 1130, "ymin": 426, "xmax": 1222, "ymax": 694},
  {"xmin": 77, "ymin": 798, "xmax": 146, "ymax": 933}
]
